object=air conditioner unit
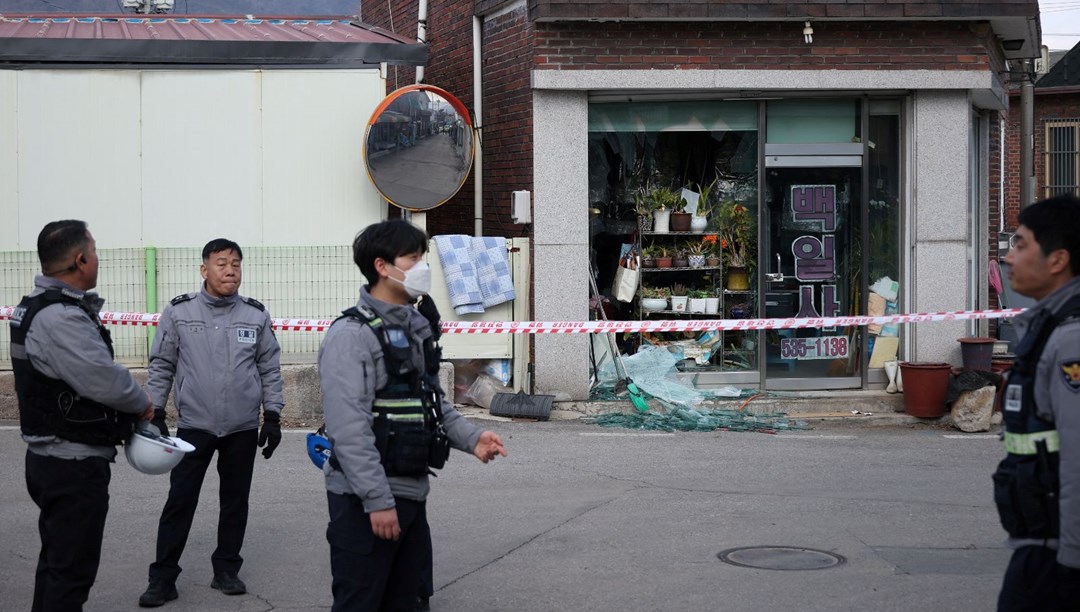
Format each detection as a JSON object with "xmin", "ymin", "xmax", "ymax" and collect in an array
[{"xmin": 511, "ymin": 190, "xmax": 531, "ymax": 224}]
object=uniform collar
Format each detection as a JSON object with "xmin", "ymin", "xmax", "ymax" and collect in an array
[
  {"xmin": 1017, "ymin": 275, "xmax": 1080, "ymax": 323},
  {"xmin": 199, "ymin": 284, "xmax": 241, "ymax": 308},
  {"xmin": 358, "ymin": 285, "xmax": 414, "ymax": 329},
  {"xmin": 33, "ymin": 274, "xmax": 105, "ymax": 313}
]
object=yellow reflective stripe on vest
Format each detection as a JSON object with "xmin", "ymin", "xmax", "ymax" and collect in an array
[
  {"xmin": 1004, "ymin": 430, "xmax": 1060, "ymax": 455},
  {"xmin": 376, "ymin": 413, "xmax": 425, "ymax": 422},
  {"xmin": 373, "ymin": 399, "xmax": 424, "ymax": 409}
]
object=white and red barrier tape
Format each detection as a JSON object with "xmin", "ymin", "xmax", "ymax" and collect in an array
[{"xmin": 0, "ymin": 306, "xmax": 1025, "ymax": 334}]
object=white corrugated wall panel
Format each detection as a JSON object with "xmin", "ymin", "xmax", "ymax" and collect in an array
[
  {"xmin": 16, "ymin": 71, "xmax": 141, "ymax": 249},
  {"xmin": 0, "ymin": 71, "xmax": 17, "ymax": 249},
  {"xmin": 140, "ymin": 71, "xmax": 263, "ymax": 247},
  {"xmin": 261, "ymin": 70, "xmax": 386, "ymax": 246}
]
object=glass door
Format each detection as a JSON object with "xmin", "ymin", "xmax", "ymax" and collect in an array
[{"xmin": 761, "ymin": 166, "xmax": 863, "ymax": 389}]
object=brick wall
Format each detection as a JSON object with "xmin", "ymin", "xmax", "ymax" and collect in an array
[
  {"xmin": 362, "ymin": 0, "xmax": 528, "ymax": 236},
  {"xmin": 529, "ymin": 0, "xmax": 1037, "ymax": 21},
  {"xmin": 1002, "ymin": 90, "xmax": 1080, "ymax": 230},
  {"xmin": 533, "ymin": 21, "xmax": 996, "ymax": 71}
]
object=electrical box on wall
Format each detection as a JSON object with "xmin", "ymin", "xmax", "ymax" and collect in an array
[{"xmin": 511, "ymin": 190, "xmax": 531, "ymax": 224}]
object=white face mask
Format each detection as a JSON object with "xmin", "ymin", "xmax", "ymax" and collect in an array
[{"xmin": 390, "ymin": 261, "xmax": 431, "ymax": 298}]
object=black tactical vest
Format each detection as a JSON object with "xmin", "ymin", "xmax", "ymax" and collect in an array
[
  {"xmin": 332, "ymin": 304, "xmax": 449, "ymax": 476},
  {"xmin": 10, "ymin": 288, "xmax": 139, "ymax": 446},
  {"xmin": 993, "ymin": 294, "xmax": 1080, "ymax": 539}
]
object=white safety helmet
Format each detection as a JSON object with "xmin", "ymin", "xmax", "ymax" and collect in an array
[{"xmin": 125, "ymin": 426, "xmax": 195, "ymax": 475}]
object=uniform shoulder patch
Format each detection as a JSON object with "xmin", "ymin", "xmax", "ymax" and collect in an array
[
  {"xmin": 170, "ymin": 293, "xmax": 195, "ymax": 306},
  {"xmin": 243, "ymin": 297, "xmax": 265, "ymax": 311},
  {"xmin": 1061, "ymin": 359, "xmax": 1080, "ymax": 393}
]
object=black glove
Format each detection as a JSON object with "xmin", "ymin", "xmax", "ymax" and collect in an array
[
  {"xmin": 258, "ymin": 412, "xmax": 281, "ymax": 459},
  {"xmin": 150, "ymin": 409, "xmax": 169, "ymax": 438},
  {"xmin": 416, "ymin": 296, "xmax": 442, "ymax": 341}
]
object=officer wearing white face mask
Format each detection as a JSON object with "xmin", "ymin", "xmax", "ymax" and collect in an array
[{"xmin": 317, "ymin": 220, "xmax": 507, "ymax": 611}]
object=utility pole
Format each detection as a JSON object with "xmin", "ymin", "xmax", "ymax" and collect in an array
[{"xmin": 1020, "ymin": 58, "xmax": 1036, "ymax": 208}]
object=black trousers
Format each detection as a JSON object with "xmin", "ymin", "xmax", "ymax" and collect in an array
[
  {"xmin": 327, "ymin": 493, "xmax": 428, "ymax": 612},
  {"xmin": 148, "ymin": 428, "xmax": 257, "ymax": 583},
  {"xmin": 999, "ymin": 545, "xmax": 1080, "ymax": 612},
  {"xmin": 25, "ymin": 450, "xmax": 111, "ymax": 612}
]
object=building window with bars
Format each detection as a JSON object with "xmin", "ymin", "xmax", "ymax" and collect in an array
[{"xmin": 1044, "ymin": 119, "xmax": 1080, "ymax": 197}]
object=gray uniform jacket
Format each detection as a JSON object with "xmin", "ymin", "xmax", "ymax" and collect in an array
[
  {"xmin": 147, "ymin": 286, "xmax": 284, "ymax": 437},
  {"xmin": 1007, "ymin": 275, "xmax": 1080, "ymax": 568},
  {"xmin": 18, "ymin": 275, "xmax": 148, "ymax": 460},
  {"xmin": 318, "ymin": 287, "xmax": 483, "ymax": 512}
]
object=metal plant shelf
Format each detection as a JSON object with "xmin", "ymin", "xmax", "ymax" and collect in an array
[
  {"xmin": 642, "ymin": 266, "xmax": 721, "ymax": 272},
  {"xmin": 642, "ymin": 231, "xmax": 719, "ymax": 236}
]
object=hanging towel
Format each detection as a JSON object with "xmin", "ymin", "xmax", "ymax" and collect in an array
[
  {"xmin": 432, "ymin": 235, "xmax": 484, "ymax": 315},
  {"xmin": 473, "ymin": 237, "xmax": 516, "ymax": 308},
  {"xmin": 432, "ymin": 235, "xmax": 516, "ymax": 315}
]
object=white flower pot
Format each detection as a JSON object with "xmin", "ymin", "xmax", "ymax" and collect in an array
[
  {"xmin": 689, "ymin": 298, "xmax": 707, "ymax": 313},
  {"xmin": 670, "ymin": 296, "xmax": 688, "ymax": 312},
  {"xmin": 690, "ymin": 215, "xmax": 708, "ymax": 232},
  {"xmin": 688, "ymin": 255, "xmax": 706, "ymax": 268},
  {"xmin": 705, "ymin": 297, "xmax": 720, "ymax": 314},
  {"xmin": 652, "ymin": 210, "xmax": 671, "ymax": 234},
  {"xmin": 641, "ymin": 298, "xmax": 668, "ymax": 312}
]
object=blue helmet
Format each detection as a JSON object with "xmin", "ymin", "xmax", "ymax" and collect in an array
[{"xmin": 306, "ymin": 430, "xmax": 332, "ymax": 470}]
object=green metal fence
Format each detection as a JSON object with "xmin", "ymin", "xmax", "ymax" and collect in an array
[{"xmin": 0, "ymin": 246, "xmax": 366, "ymax": 368}]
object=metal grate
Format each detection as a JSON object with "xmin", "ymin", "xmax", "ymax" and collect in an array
[
  {"xmin": 1044, "ymin": 119, "xmax": 1080, "ymax": 198},
  {"xmin": 1, "ymin": 246, "xmax": 366, "ymax": 368}
]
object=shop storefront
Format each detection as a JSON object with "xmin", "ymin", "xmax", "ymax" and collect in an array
[
  {"xmin": 585, "ymin": 96, "xmax": 903, "ymax": 391},
  {"xmin": 531, "ymin": 70, "xmax": 1001, "ymax": 400}
]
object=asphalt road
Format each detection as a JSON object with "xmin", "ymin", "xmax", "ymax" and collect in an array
[{"xmin": 0, "ymin": 419, "xmax": 1011, "ymax": 611}]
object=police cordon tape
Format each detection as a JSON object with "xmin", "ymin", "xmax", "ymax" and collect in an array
[{"xmin": 0, "ymin": 306, "xmax": 1025, "ymax": 333}]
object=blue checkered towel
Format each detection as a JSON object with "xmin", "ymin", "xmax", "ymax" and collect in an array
[{"xmin": 432, "ymin": 235, "xmax": 515, "ymax": 315}]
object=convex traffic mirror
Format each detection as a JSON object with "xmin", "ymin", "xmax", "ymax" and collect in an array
[{"xmin": 363, "ymin": 84, "xmax": 475, "ymax": 211}]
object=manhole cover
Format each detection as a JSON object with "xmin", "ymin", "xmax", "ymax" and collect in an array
[{"xmin": 717, "ymin": 546, "xmax": 846, "ymax": 571}]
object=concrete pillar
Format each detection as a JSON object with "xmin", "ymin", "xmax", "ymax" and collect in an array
[
  {"xmin": 910, "ymin": 90, "xmax": 972, "ymax": 364},
  {"xmin": 532, "ymin": 89, "xmax": 591, "ymax": 400}
]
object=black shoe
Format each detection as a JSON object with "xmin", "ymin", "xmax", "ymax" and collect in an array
[
  {"xmin": 210, "ymin": 572, "xmax": 247, "ymax": 595},
  {"xmin": 138, "ymin": 578, "xmax": 178, "ymax": 607}
]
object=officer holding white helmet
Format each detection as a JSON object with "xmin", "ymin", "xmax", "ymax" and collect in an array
[
  {"xmin": 11, "ymin": 220, "xmax": 154, "ymax": 612},
  {"xmin": 138, "ymin": 238, "xmax": 284, "ymax": 607}
]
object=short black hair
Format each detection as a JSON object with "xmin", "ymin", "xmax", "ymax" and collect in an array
[
  {"xmin": 202, "ymin": 238, "xmax": 243, "ymax": 262},
  {"xmin": 352, "ymin": 220, "xmax": 429, "ymax": 286},
  {"xmin": 37, "ymin": 220, "xmax": 90, "ymax": 272},
  {"xmin": 1019, "ymin": 194, "xmax": 1080, "ymax": 276}
]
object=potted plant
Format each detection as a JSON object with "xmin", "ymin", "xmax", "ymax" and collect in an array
[
  {"xmin": 685, "ymin": 240, "xmax": 709, "ymax": 268},
  {"xmin": 688, "ymin": 289, "xmax": 708, "ymax": 314},
  {"xmin": 718, "ymin": 200, "xmax": 755, "ymax": 291},
  {"xmin": 640, "ymin": 286, "xmax": 668, "ymax": 312},
  {"xmin": 690, "ymin": 179, "xmax": 715, "ymax": 232},
  {"xmin": 670, "ymin": 283, "xmax": 689, "ymax": 312},
  {"xmin": 672, "ymin": 247, "xmax": 689, "ymax": 269},
  {"xmin": 703, "ymin": 234, "xmax": 722, "ymax": 267},
  {"xmin": 654, "ymin": 245, "xmax": 673, "ymax": 269},
  {"xmin": 669, "ymin": 188, "xmax": 695, "ymax": 232},
  {"xmin": 643, "ymin": 185, "xmax": 685, "ymax": 234},
  {"xmin": 705, "ymin": 290, "xmax": 721, "ymax": 315},
  {"xmin": 641, "ymin": 243, "xmax": 658, "ymax": 268}
]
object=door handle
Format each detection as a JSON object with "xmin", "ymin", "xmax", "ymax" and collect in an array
[{"xmin": 766, "ymin": 253, "xmax": 784, "ymax": 282}]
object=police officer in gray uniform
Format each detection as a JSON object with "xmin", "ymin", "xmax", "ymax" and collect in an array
[
  {"xmin": 11, "ymin": 220, "xmax": 153, "ymax": 612},
  {"xmin": 138, "ymin": 238, "xmax": 284, "ymax": 608},
  {"xmin": 995, "ymin": 195, "xmax": 1080, "ymax": 611},
  {"xmin": 319, "ymin": 220, "xmax": 507, "ymax": 611}
]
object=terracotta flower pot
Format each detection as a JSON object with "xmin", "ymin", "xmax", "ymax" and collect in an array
[
  {"xmin": 670, "ymin": 212, "xmax": 692, "ymax": 232},
  {"xmin": 899, "ymin": 362, "xmax": 952, "ymax": 418}
]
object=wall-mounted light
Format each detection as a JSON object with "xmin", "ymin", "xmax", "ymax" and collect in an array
[
  {"xmin": 803, "ymin": 21, "xmax": 814, "ymax": 44},
  {"xmin": 1002, "ymin": 39, "xmax": 1025, "ymax": 52}
]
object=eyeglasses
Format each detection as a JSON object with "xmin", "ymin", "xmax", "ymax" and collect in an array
[{"xmin": 1008, "ymin": 233, "xmax": 1022, "ymax": 250}]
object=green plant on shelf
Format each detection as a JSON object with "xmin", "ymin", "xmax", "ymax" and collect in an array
[
  {"xmin": 684, "ymin": 240, "xmax": 710, "ymax": 257},
  {"xmin": 670, "ymin": 283, "xmax": 688, "ymax": 296},
  {"xmin": 640, "ymin": 286, "xmax": 667, "ymax": 299},
  {"xmin": 688, "ymin": 289, "xmax": 710, "ymax": 299}
]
